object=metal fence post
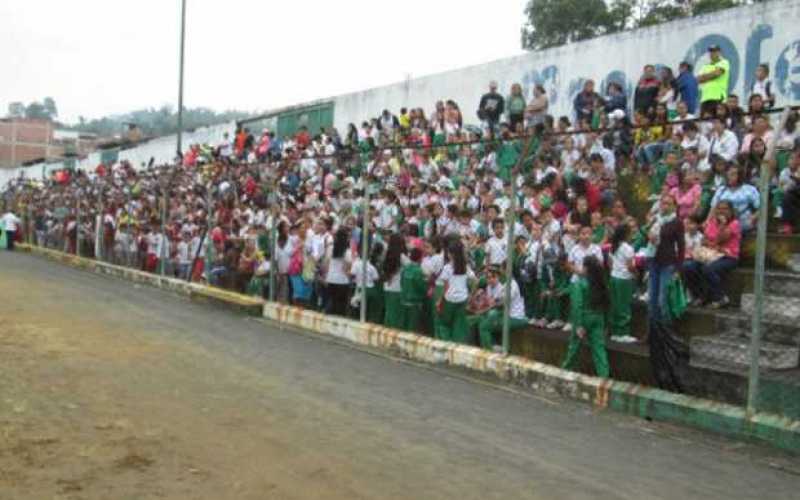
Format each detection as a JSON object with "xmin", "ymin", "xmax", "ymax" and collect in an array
[
  {"xmin": 205, "ymin": 184, "xmax": 213, "ymax": 286},
  {"xmin": 747, "ymin": 108, "xmax": 791, "ymax": 417},
  {"xmin": 360, "ymin": 180, "xmax": 371, "ymax": 323},
  {"xmin": 75, "ymin": 196, "xmax": 81, "ymax": 258},
  {"xmin": 502, "ymin": 171, "xmax": 517, "ymax": 355},
  {"xmin": 269, "ymin": 211, "xmax": 277, "ymax": 302}
]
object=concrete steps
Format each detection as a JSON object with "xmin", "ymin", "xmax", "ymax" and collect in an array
[
  {"xmin": 741, "ymin": 293, "xmax": 800, "ymax": 324},
  {"xmin": 715, "ymin": 312, "xmax": 800, "ymax": 346},
  {"xmin": 690, "ymin": 334, "xmax": 800, "ymax": 372}
]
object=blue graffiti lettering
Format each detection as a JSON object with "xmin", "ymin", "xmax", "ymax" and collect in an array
[
  {"xmin": 521, "ymin": 65, "xmax": 560, "ymax": 105},
  {"xmin": 775, "ymin": 40, "xmax": 800, "ymax": 101}
]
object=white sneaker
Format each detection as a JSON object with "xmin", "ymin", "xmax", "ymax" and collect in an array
[
  {"xmin": 562, "ymin": 323, "xmax": 572, "ymax": 332},
  {"xmin": 529, "ymin": 318, "xmax": 540, "ymax": 325},
  {"xmin": 537, "ymin": 319, "xmax": 548, "ymax": 328},
  {"xmin": 547, "ymin": 320, "xmax": 564, "ymax": 330},
  {"xmin": 775, "ymin": 207, "xmax": 783, "ymax": 219}
]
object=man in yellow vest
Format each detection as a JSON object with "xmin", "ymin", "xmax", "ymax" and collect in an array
[{"xmin": 697, "ymin": 45, "xmax": 730, "ymax": 115}]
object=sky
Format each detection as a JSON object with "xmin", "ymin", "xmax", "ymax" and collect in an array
[{"xmin": 1, "ymin": 0, "xmax": 527, "ymax": 124}]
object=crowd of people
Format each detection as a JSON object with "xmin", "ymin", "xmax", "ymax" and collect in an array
[{"xmin": 3, "ymin": 45, "xmax": 799, "ymax": 392}]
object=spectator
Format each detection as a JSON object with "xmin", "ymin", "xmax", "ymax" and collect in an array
[
  {"xmin": 634, "ymin": 65, "xmax": 660, "ymax": 114},
  {"xmin": 478, "ymin": 81, "xmax": 504, "ymax": 137},
  {"xmin": 506, "ymin": 83, "xmax": 527, "ymax": 133},
  {"xmin": 708, "ymin": 117, "xmax": 740, "ymax": 162},
  {"xmin": 751, "ymin": 63, "xmax": 775, "ymax": 108},
  {"xmin": 561, "ymin": 255, "xmax": 610, "ymax": 377},
  {"xmin": 609, "ymin": 224, "xmax": 636, "ymax": 343},
  {"xmin": 603, "ymin": 82, "xmax": 627, "ymax": 115},
  {"xmin": 710, "ymin": 163, "xmax": 760, "ymax": 233},
  {"xmin": 683, "ymin": 200, "xmax": 741, "ymax": 308},
  {"xmin": 676, "ymin": 61, "xmax": 699, "ymax": 114},
  {"xmin": 778, "ymin": 147, "xmax": 800, "ymax": 234},
  {"xmin": 646, "ymin": 193, "xmax": 685, "ymax": 392},
  {"xmin": 573, "ymin": 80, "xmax": 598, "ymax": 124},
  {"xmin": 1, "ymin": 209, "xmax": 21, "ymax": 250},
  {"xmin": 525, "ymin": 85, "xmax": 549, "ymax": 128},
  {"xmin": 697, "ymin": 45, "xmax": 730, "ymax": 115}
]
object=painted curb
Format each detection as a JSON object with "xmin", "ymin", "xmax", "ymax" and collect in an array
[
  {"xmin": 17, "ymin": 244, "xmax": 264, "ymax": 316},
  {"xmin": 14, "ymin": 244, "xmax": 800, "ymax": 452},
  {"xmin": 263, "ymin": 302, "xmax": 800, "ymax": 453}
]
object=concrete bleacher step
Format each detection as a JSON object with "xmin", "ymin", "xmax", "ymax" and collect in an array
[
  {"xmin": 690, "ymin": 334, "xmax": 800, "ymax": 372},
  {"xmin": 740, "ymin": 293, "xmax": 800, "ymax": 324},
  {"xmin": 715, "ymin": 312, "xmax": 800, "ymax": 346}
]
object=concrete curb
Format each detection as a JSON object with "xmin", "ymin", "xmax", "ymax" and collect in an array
[
  {"xmin": 17, "ymin": 244, "xmax": 264, "ymax": 316},
  {"xmin": 15, "ymin": 244, "xmax": 800, "ymax": 453},
  {"xmin": 263, "ymin": 303, "xmax": 800, "ymax": 454}
]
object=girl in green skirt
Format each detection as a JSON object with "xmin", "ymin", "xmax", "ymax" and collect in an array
[
  {"xmin": 382, "ymin": 233, "xmax": 407, "ymax": 329},
  {"xmin": 609, "ymin": 224, "xmax": 637, "ymax": 343},
  {"xmin": 562, "ymin": 256, "xmax": 610, "ymax": 378},
  {"xmin": 438, "ymin": 240, "xmax": 473, "ymax": 343}
]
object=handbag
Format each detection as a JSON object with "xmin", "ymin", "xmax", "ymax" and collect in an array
[{"xmin": 693, "ymin": 245, "xmax": 724, "ymax": 264}]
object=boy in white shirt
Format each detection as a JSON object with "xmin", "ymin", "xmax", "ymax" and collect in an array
[{"xmin": 485, "ymin": 218, "xmax": 507, "ymax": 266}]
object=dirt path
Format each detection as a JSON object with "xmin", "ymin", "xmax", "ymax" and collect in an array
[{"xmin": 1, "ymin": 251, "xmax": 798, "ymax": 500}]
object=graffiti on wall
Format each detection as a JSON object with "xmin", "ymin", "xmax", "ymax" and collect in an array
[{"xmin": 518, "ymin": 24, "xmax": 800, "ymax": 114}]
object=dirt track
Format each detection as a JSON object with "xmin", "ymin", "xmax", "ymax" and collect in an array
[{"xmin": 1, "ymin": 251, "xmax": 798, "ymax": 500}]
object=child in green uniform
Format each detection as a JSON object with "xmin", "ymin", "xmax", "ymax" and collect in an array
[
  {"xmin": 401, "ymin": 248, "xmax": 428, "ymax": 332},
  {"xmin": 609, "ymin": 224, "xmax": 637, "ymax": 342},
  {"xmin": 561, "ymin": 255, "xmax": 611, "ymax": 377},
  {"xmin": 537, "ymin": 249, "xmax": 570, "ymax": 329},
  {"xmin": 478, "ymin": 266, "xmax": 529, "ymax": 350},
  {"xmin": 437, "ymin": 240, "xmax": 473, "ymax": 343},
  {"xmin": 382, "ymin": 233, "xmax": 406, "ymax": 329}
]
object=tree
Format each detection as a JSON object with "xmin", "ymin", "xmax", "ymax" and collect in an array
[
  {"xmin": 25, "ymin": 102, "xmax": 50, "ymax": 120},
  {"xmin": 7, "ymin": 102, "xmax": 25, "ymax": 118},
  {"xmin": 43, "ymin": 97, "xmax": 58, "ymax": 119},
  {"xmin": 521, "ymin": 0, "xmax": 618, "ymax": 50},
  {"xmin": 521, "ymin": 0, "xmax": 752, "ymax": 50}
]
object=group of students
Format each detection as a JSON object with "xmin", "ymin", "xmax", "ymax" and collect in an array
[{"xmin": 4, "ymin": 55, "xmax": 798, "ymax": 390}]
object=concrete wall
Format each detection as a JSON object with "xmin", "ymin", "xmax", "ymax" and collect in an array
[{"xmin": 328, "ymin": 0, "xmax": 800, "ymax": 131}]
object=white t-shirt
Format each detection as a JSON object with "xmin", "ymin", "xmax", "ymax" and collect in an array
[
  {"xmin": 421, "ymin": 253, "xmax": 445, "ymax": 285},
  {"xmin": 568, "ymin": 243, "xmax": 603, "ymax": 282},
  {"xmin": 276, "ymin": 236, "xmax": 298, "ymax": 274},
  {"xmin": 440, "ymin": 263, "xmax": 474, "ymax": 303},
  {"xmin": 487, "ymin": 279, "xmax": 526, "ymax": 320},
  {"xmin": 486, "ymin": 236, "xmax": 507, "ymax": 266},
  {"xmin": 351, "ymin": 258, "xmax": 379, "ymax": 288},
  {"xmin": 177, "ymin": 241, "xmax": 191, "ymax": 265},
  {"xmin": 610, "ymin": 242, "xmax": 635, "ymax": 280},
  {"xmin": 2, "ymin": 212, "xmax": 20, "ymax": 232},
  {"xmin": 384, "ymin": 270, "xmax": 402, "ymax": 292},
  {"xmin": 325, "ymin": 249, "xmax": 352, "ymax": 285}
]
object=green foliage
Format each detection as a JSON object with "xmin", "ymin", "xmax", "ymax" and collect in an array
[
  {"xmin": 24, "ymin": 102, "xmax": 50, "ymax": 120},
  {"xmin": 67, "ymin": 106, "xmax": 253, "ymax": 139},
  {"xmin": 522, "ymin": 0, "xmax": 754, "ymax": 50}
]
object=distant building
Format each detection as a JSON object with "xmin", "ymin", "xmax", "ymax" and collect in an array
[{"xmin": 0, "ymin": 117, "xmax": 98, "ymax": 168}]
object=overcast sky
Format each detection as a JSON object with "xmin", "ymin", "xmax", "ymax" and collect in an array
[{"xmin": 1, "ymin": 0, "xmax": 527, "ymax": 124}]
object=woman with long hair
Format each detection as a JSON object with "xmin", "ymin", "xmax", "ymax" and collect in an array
[
  {"xmin": 609, "ymin": 224, "xmax": 636, "ymax": 342},
  {"xmin": 647, "ymin": 193, "xmax": 687, "ymax": 392},
  {"xmin": 324, "ymin": 227, "xmax": 352, "ymax": 316},
  {"xmin": 422, "ymin": 236, "xmax": 445, "ymax": 338},
  {"xmin": 438, "ymin": 240, "xmax": 473, "ymax": 343},
  {"xmin": 561, "ymin": 255, "xmax": 610, "ymax": 377},
  {"xmin": 382, "ymin": 233, "xmax": 407, "ymax": 329},
  {"xmin": 274, "ymin": 220, "xmax": 293, "ymax": 303}
]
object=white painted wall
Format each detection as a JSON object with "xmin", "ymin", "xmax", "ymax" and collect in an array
[{"xmin": 328, "ymin": 0, "xmax": 800, "ymax": 131}]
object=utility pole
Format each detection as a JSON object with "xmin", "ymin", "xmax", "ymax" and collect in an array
[{"xmin": 176, "ymin": 0, "xmax": 187, "ymax": 158}]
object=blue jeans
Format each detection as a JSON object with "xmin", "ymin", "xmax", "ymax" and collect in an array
[
  {"xmin": 648, "ymin": 262, "xmax": 675, "ymax": 325},
  {"xmin": 637, "ymin": 141, "xmax": 666, "ymax": 165}
]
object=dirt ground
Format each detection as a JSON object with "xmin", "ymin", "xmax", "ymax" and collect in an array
[
  {"xmin": 2, "ymin": 251, "xmax": 799, "ymax": 500},
  {"xmin": 0, "ymin": 259, "xmax": 388, "ymax": 499}
]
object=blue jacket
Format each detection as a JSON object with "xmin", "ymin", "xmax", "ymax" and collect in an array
[{"xmin": 676, "ymin": 71, "xmax": 699, "ymax": 114}]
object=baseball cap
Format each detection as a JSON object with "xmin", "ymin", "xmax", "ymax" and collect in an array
[{"xmin": 708, "ymin": 44, "xmax": 721, "ymax": 52}]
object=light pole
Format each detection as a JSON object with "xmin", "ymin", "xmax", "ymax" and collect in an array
[{"xmin": 176, "ymin": 0, "xmax": 187, "ymax": 158}]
